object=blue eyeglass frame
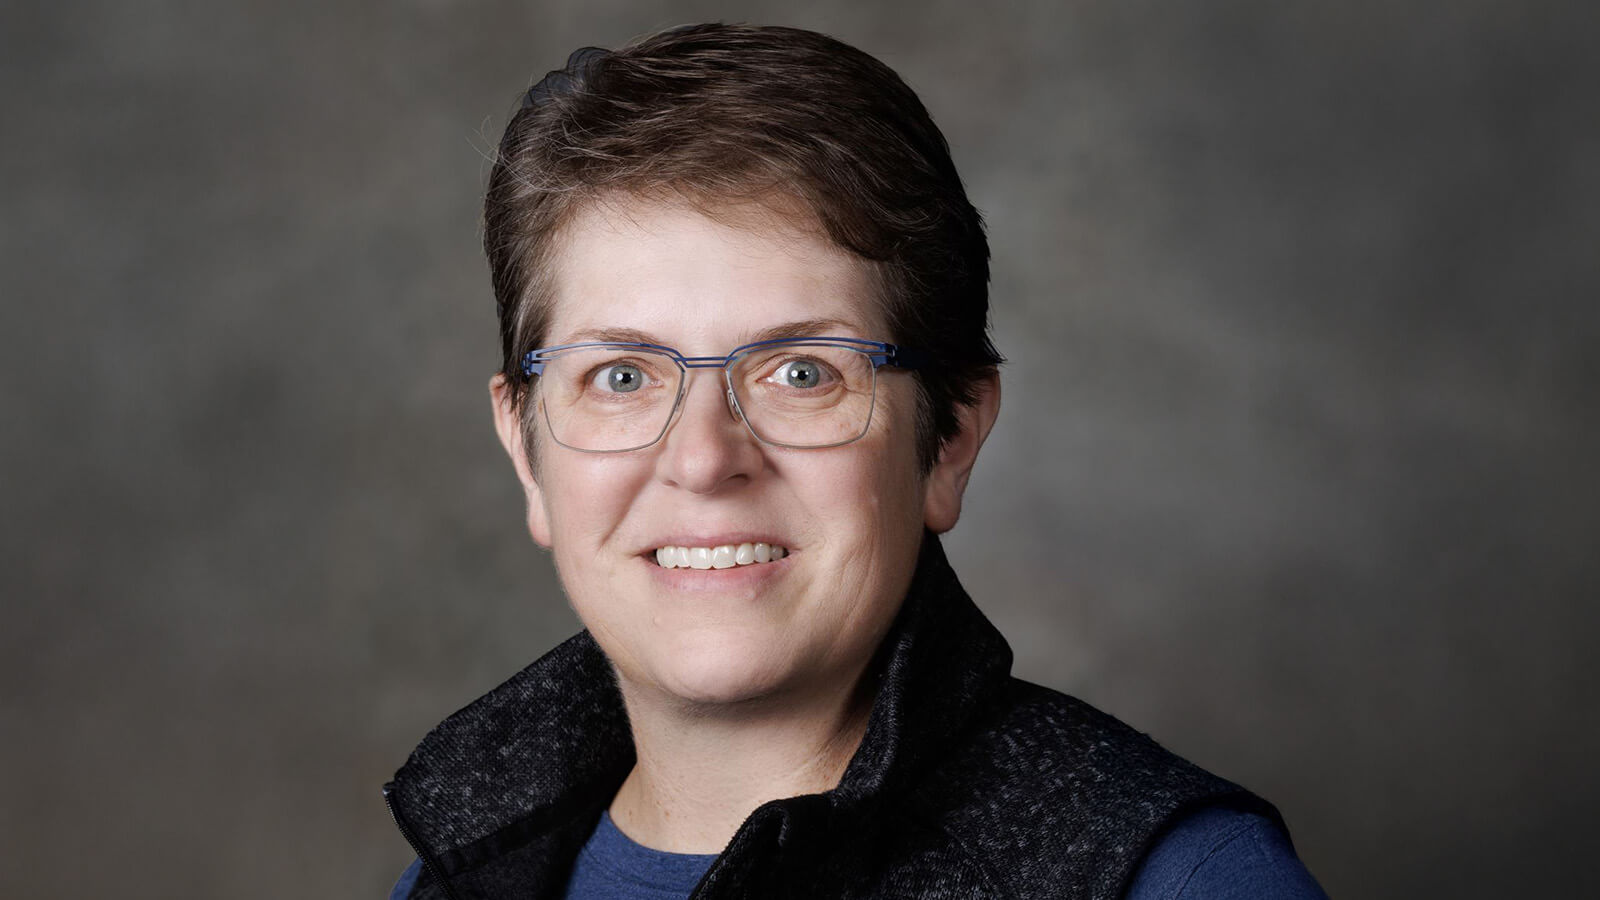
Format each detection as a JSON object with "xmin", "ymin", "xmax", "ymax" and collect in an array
[
  {"xmin": 518, "ymin": 336, "xmax": 927, "ymax": 379},
  {"xmin": 517, "ymin": 336, "xmax": 928, "ymax": 452}
]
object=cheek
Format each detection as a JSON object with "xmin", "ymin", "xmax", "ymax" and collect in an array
[
  {"xmin": 865, "ymin": 389, "xmax": 931, "ymax": 521},
  {"xmin": 806, "ymin": 433, "xmax": 925, "ymax": 541},
  {"xmin": 542, "ymin": 457, "xmax": 648, "ymax": 547}
]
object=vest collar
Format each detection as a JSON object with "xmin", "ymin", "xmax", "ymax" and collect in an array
[{"xmin": 385, "ymin": 530, "xmax": 1014, "ymax": 876}]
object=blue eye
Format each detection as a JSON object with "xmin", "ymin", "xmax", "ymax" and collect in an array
[
  {"xmin": 595, "ymin": 364, "xmax": 646, "ymax": 393},
  {"xmin": 773, "ymin": 358, "xmax": 833, "ymax": 389}
]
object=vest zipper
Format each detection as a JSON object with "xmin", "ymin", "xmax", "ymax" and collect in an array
[{"xmin": 383, "ymin": 783, "xmax": 465, "ymax": 900}]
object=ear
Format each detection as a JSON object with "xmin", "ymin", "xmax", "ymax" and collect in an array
[
  {"xmin": 923, "ymin": 373, "xmax": 1001, "ymax": 534},
  {"xmin": 490, "ymin": 374, "xmax": 553, "ymax": 547}
]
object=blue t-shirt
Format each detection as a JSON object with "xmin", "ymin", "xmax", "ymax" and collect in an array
[
  {"xmin": 391, "ymin": 804, "xmax": 1326, "ymax": 899},
  {"xmin": 560, "ymin": 810, "xmax": 720, "ymax": 899}
]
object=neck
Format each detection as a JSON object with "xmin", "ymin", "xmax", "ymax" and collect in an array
[{"xmin": 606, "ymin": 664, "xmax": 877, "ymax": 854}]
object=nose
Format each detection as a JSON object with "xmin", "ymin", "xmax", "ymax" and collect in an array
[{"xmin": 654, "ymin": 368, "xmax": 764, "ymax": 493}]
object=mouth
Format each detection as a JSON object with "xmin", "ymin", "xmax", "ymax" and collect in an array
[{"xmin": 650, "ymin": 542, "xmax": 790, "ymax": 570}]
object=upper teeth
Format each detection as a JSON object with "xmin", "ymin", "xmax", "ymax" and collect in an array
[{"xmin": 655, "ymin": 543, "xmax": 788, "ymax": 569}]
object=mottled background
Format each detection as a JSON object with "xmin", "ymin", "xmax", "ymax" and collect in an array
[{"xmin": 4, "ymin": 1, "xmax": 1595, "ymax": 897}]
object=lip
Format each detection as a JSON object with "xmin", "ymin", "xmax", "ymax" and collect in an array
[
  {"xmin": 644, "ymin": 547, "xmax": 792, "ymax": 590},
  {"xmin": 638, "ymin": 533, "xmax": 797, "ymax": 589}
]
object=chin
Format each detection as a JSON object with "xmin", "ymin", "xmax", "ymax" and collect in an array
[{"xmin": 648, "ymin": 631, "xmax": 799, "ymax": 708}]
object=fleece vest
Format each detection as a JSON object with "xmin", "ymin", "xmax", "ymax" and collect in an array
[{"xmin": 384, "ymin": 532, "xmax": 1285, "ymax": 899}]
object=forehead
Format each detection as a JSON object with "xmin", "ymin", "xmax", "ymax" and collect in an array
[{"xmin": 546, "ymin": 194, "xmax": 884, "ymax": 350}]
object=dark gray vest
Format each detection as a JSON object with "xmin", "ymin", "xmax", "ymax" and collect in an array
[{"xmin": 384, "ymin": 533, "xmax": 1284, "ymax": 899}]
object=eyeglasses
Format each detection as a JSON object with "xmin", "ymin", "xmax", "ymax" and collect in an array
[{"xmin": 519, "ymin": 337, "xmax": 926, "ymax": 452}]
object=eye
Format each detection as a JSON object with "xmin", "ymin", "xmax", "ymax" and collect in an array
[
  {"xmin": 592, "ymin": 363, "xmax": 647, "ymax": 393},
  {"xmin": 771, "ymin": 358, "xmax": 832, "ymax": 389}
]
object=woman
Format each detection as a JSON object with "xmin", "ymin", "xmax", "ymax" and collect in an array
[{"xmin": 384, "ymin": 24, "xmax": 1326, "ymax": 899}]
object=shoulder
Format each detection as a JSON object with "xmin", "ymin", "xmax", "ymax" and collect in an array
[
  {"xmin": 388, "ymin": 857, "xmax": 422, "ymax": 900},
  {"xmin": 899, "ymin": 678, "xmax": 1289, "ymax": 898},
  {"xmin": 921, "ymin": 677, "xmax": 1245, "ymax": 810},
  {"xmin": 1125, "ymin": 805, "xmax": 1328, "ymax": 900}
]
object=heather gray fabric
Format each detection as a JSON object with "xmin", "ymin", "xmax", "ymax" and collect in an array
[{"xmin": 384, "ymin": 532, "xmax": 1286, "ymax": 898}]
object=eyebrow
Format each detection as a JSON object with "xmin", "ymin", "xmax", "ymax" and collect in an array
[{"xmin": 559, "ymin": 318, "xmax": 860, "ymax": 349}]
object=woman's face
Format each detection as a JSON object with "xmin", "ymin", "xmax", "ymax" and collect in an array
[{"xmin": 492, "ymin": 196, "xmax": 939, "ymax": 712}]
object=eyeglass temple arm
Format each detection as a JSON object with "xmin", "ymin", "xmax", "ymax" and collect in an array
[{"xmin": 877, "ymin": 344, "xmax": 928, "ymax": 370}]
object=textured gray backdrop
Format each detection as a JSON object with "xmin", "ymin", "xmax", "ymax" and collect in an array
[{"xmin": 5, "ymin": 1, "xmax": 1596, "ymax": 898}]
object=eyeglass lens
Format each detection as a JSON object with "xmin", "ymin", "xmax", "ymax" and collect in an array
[{"xmin": 535, "ymin": 343, "xmax": 879, "ymax": 451}]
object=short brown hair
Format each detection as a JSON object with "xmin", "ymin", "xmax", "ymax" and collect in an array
[{"xmin": 486, "ymin": 23, "xmax": 1002, "ymax": 473}]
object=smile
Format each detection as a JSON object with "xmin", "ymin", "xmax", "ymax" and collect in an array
[{"xmin": 654, "ymin": 542, "xmax": 789, "ymax": 569}]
